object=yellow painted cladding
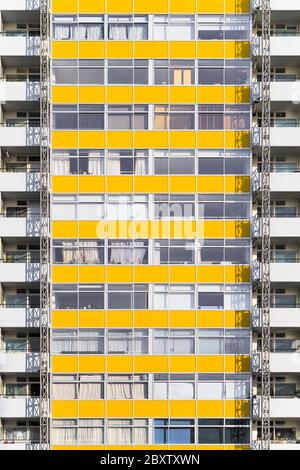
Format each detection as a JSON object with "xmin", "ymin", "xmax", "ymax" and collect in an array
[
  {"xmin": 51, "ymin": 130, "xmax": 250, "ymax": 149},
  {"xmin": 51, "ymin": 264, "xmax": 250, "ymax": 284},
  {"xmin": 52, "ymin": 86, "xmax": 250, "ymax": 105},
  {"xmin": 51, "ymin": 220, "xmax": 251, "ymax": 239},
  {"xmin": 51, "ymin": 0, "xmax": 250, "ymax": 14},
  {"xmin": 51, "ymin": 354, "xmax": 250, "ymax": 374},
  {"xmin": 52, "ymin": 41, "xmax": 250, "ymax": 60}
]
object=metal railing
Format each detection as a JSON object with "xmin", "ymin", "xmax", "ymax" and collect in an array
[
  {"xmin": 2, "ymin": 251, "xmax": 40, "ymax": 263},
  {"xmin": 0, "ymin": 30, "xmax": 40, "ymax": 37},
  {"xmin": 0, "ymin": 119, "xmax": 40, "ymax": 128}
]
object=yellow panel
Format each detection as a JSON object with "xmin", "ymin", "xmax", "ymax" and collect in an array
[
  {"xmin": 52, "ymin": 310, "xmax": 78, "ymax": 328},
  {"xmin": 134, "ymin": 131, "xmax": 169, "ymax": 148},
  {"xmin": 107, "ymin": 400, "xmax": 133, "ymax": 417},
  {"xmin": 52, "ymin": 221, "xmax": 78, "ymax": 238},
  {"xmin": 169, "ymin": 400, "xmax": 197, "ymax": 417},
  {"xmin": 197, "ymin": 86, "xmax": 224, "ymax": 104},
  {"xmin": 198, "ymin": 131, "xmax": 224, "ymax": 148},
  {"xmin": 52, "ymin": 265, "xmax": 78, "ymax": 283},
  {"xmin": 197, "ymin": 0, "xmax": 224, "ymax": 12},
  {"xmin": 198, "ymin": 176, "xmax": 224, "ymax": 193},
  {"xmin": 79, "ymin": 265, "xmax": 105, "ymax": 283},
  {"xmin": 169, "ymin": 131, "xmax": 196, "ymax": 148},
  {"xmin": 79, "ymin": 42, "xmax": 105, "ymax": 59},
  {"xmin": 134, "ymin": 310, "xmax": 169, "ymax": 328},
  {"xmin": 106, "ymin": 0, "xmax": 133, "ymax": 13},
  {"xmin": 107, "ymin": 42, "xmax": 133, "ymax": 59},
  {"xmin": 106, "ymin": 176, "xmax": 133, "ymax": 193},
  {"xmin": 225, "ymin": 310, "xmax": 250, "ymax": 328},
  {"xmin": 197, "ymin": 310, "xmax": 225, "ymax": 328},
  {"xmin": 225, "ymin": 265, "xmax": 250, "ymax": 283},
  {"xmin": 226, "ymin": 0, "xmax": 251, "ymax": 13},
  {"xmin": 79, "ymin": 355, "xmax": 105, "ymax": 373},
  {"xmin": 52, "ymin": 131, "xmax": 78, "ymax": 148},
  {"xmin": 79, "ymin": 86, "xmax": 105, "ymax": 103},
  {"xmin": 225, "ymin": 355, "xmax": 250, "ymax": 373},
  {"xmin": 197, "ymin": 356, "xmax": 225, "ymax": 372},
  {"xmin": 106, "ymin": 310, "xmax": 133, "ymax": 328},
  {"xmin": 134, "ymin": 266, "xmax": 169, "ymax": 283},
  {"xmin": 169, "ymin": 176, "xmax": 196, "ymax": 193},
  {"xmin": 169, "ymin": 266, "xmax": 196, "ymax": 283},
  {"xmin": 79, "ymin": 131, "xmax": 105, "ymax": 148},
  {"xmin": 225, "ymin": 131, "xmax": 250, "ymax": 148},
  {"xmin": 52, "ymin": 400, "xmax": 78, "ymax": 418},
  {"xmin": 170, "ymin": 42, "xmax": 197, "ymax": 59},
  {"xmin": 52, "ymin": 86, "xmax": 78, "ymax": 104},
  {"xmin": 226, "ymin": 41, "xmax": 250, "ymax": 59},
  {"xmin": 226, "ymin": 176, "xmax": 250, "ymax": 193},
  {"xmin": 51, "ymin": 355, "xmax": 78, "ymax": 373},
  {"xmin": 134, "ymin": 86, "xmax": 168, "ymax": 104},
  {"xmin": 134, "ymin": 0, "xmax": 169, "ymax": 14},
  {"xmin": 170, "ymin": 311, "xmax": 196, "ymax": 328},
  {"xmin": 52, "ymin": 0, "xmax": 78, "ymax": 13},
  {"xmin": 52, "ymin": 42, "xmax": 77, "ymax": 59},
  {"xmin": 79, "ymin": 0, "xmax": 105, "ymax": 13},
  {"xmin": 225, "ymin": 400, "xmax": 250, "ymax": 418},
  {"xmin": 198, "ymin": 41, "xmax": 224, "ymax": 59},
  {"xmin": 198, "ymin": 265, "xmax": 224, "ymax": 283},
  {"xmin": 170, "ymin": 0, "xmax": 197, "ymax": 13},
  {"xmin": 106, "ymin": 131, "xmax": 133, "ymax": 148},
  {"xmin": 107, "ymin": 86, "xmax": 133, "ymax": 103},
  {"xmin": 79, "ymin": 400, "xmax": 105, "ymax": 418},
  {"xmin": 107, "ymin": 266, "xmax": 133, "ymax": 282},
  {"xmin": 134, "ymin": 401, "xmax": 168, "ymax": 418},
  {"xmin": 52, "ymin": 176, "xmax": 78, "ymax": 194},
  {"xmin": 197, "ymin": 401, "xmax": 224, "ymax": 417},
  {"xmin": 134, "ymin": 356, "xmax": 169, "ymax": 373},
  {"xmin": 134, "ymin": 41, "xmax": 169, "ymax": 59},
  {"xmin": 134, "ymin": 176, "xmax": 168, "ymax": 193},
  {"xmin": 79, "ymin": 310, "xmax": 105, "ymax": 328},
  {"xmin": 170, "ymin": 356, "xmax": 197, "ymax": 372},
  {"xmin": 225, "ymin": 86, "xmax": 250, "ymax": 104},
  {"xmin": 107, "ymin": 355, "xmax": 133, "ymax": 373},
  {"xmin": 170, "ymin": 86, "xmax": 196, "ymax": 104},
  {"xmin": 79, "ymin": 176, "xmax": 105, "ymax": 193},
  {"xmin": 202, "ymin": 220, "xmax": 225, "ymax": 238},
  {"xmin": 225, "ymin": 220, "xmax": 250, "ymax": 238}
]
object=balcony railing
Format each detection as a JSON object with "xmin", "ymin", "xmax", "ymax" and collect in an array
[
  {"xmin": 0, "ymin": 427, "xmax": 39, "ymax": 442},
  {"xmin": 0, "ymin": 74, "xmax": 40, "ymax": 82},
  {"xmin": 1, "ymin": 294, "xmax": 39, "ymax": 308},
  {"xmin": 1, "ymin": 119, "xmax": 40, "ymax": 128},
  {"xmin": 258, "ymin": 338, "xmax": 300, "ymax": 353},
  {"xmin": 256, "ymin": 251, "xmax": 299, "ymax": 263},
  {"xmin": 0, "ymin": 30, "xmax": 40, "ymax": 37},
  {"xmin": 0, "ymin": 209, "xmax": 40, "ymax": 218},
  {"xmin": 0, "ymin": 166, "xmax": 40, "ymax": 173},
  {"xmin": 2, "ymin": 251, "xmax": 40, "ymax": 263}
]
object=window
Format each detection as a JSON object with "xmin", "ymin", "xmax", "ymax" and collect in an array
[
  {"xmin": 155, "ymin": 194, "xmax": 195, "ymax": 219},
  {"xmin": 53, "ymin": 15, "xmax": 104, "ymax": 40},
  {"xmin": 154, "ymin": 374, "xmax": 195, "ymax": 399},
  {"xmin": 108, "ymin": 15, "xmax": 148, "ymax": 40},
  {"xmin": 154, "ymin": 240, "xmax": 195, "ymax": 265},
  {"xmin": 153, "ymin": 329, "xmax": 195, "ymax": 354},
  {"xmin": 197, "ymin": 15, "xmax": 250, "ymax": 40},
  {"xmin": 108, "ymin": 240, "xmax": 148, "ymax": 265},
  {"xmin": 107, "ymin": 195, "xmax": 148, "ymax": 220},
  {"xmin": 107, "ymin": 329, "xmax": 148, "ymax": 354},
  {"xmin": 198, "ymin": 59, "xmax": 250, "ymax": 85},
  {"xmin": 52, "ymin": 59, "xmax": 104, "ymax": 85},
  {"xmin": 154, "ymin": 105, "xmax": 194, "ymax": 130},
  {"xmin": 154, "ymin": 150, "xmax": 195, "ymax": 175},
  {"xmin": 199, "ymin": 239, "xmax": 250, "ymax": 265},
  {"xmin": 198, "ymin": 284, "xmax": 250, "ymax": 310},
  {"xmin": 108, "ymin": 59, "xmax": 148, "ymax": 85},
  {"xmin": 154, "ymin": 419, "xmax": 195, "ymax": 444},
  {"xmin": 154, "ymin": 16, "xmax": 195, "ymax": 40},
  {"xmin": 52, "ymin": 284, "xmax": 104, "ymax": 310},
  {"xmin": 52, "ymin": 329, "xmax": 104, "ymax": 354},
  {"xmin": 198, "ymin": 329, "xmax": 250, "ymax": 355},
  {"xmin": 107, "ymin": 284, "xmax": 148, "ymax": 309},
  {"xmin": 53, "ymin": 239, "xmax": 104, "ymax": 265},
  {"xmin": 198, "ymin": 194, "xmax": 250, "ymax": 220},
  {"xmin": 154, "ymin": 60, "xmax": 195, "ymax": 85},
  {"xmin": 107, "ymin": 374, "xmax": 148, "ymax": 399},
  {"xmin": 108, "ymin": 105, "xmax": 148, "ymax": 130},
  {"xmin": 52, "ymin": 105, "xmax": 104, "ymax": 130},
  {"xmin": 107, "ymin": 419, "xmax": 148, "ymax": 445},
  {"xmin": 107, "ymin": 150, "xmax": 148, "ymax": 175},
  {"xmin": 198, "ymin": 104, "xmax": 250, "ymax": 130},
  {"xmin": 52, "ymin": 374, "xmax": 104, "ymax": 400},
  {"xmin": 52, "ymin": 150, "xmax": 104, "ymax": 176},
  {"xmin": 153, "ymin": 284, "xmax": 195, "ymax": 310},
  {"xmin": 52, "ymin": 419, "xmax": 104, "ymax": 445}
]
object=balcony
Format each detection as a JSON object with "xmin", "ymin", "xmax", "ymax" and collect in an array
[
  {"xmin": 2, "ymin": 0, "xmax": 40, "ymax": 9},
  {"xmin": 0, "ymin": 172, "xmax": 40, "ymax": 192},
  {"xmin": 271, "ymin": 352, "xmax": 300, "ymax": 373},
  {"xmin": 0, "ymin": 352, "xmax": 39, "ymax": 373},
  {"xmin": 0, "ymin": 79, "xmax": 40, "ymax": 102},
  {"xmin": 0, "ymin": 396, "xmax": 39, "ymax": 418},
  {"xmin": 0, "ymin": 32, "xmax": 39, "ymax": 56},
  {"xmin": 270, "ymin": 398, "xmax": 300, "ymax": 418},
  {"xmin": 252, "ymin": 303, "xmax": 300, "ymax": 329},
  {"xmin": 0, "ymin": 254, "xmax": 40, "ymax": 282},
  {"xmin": 0, "ymin": 306, "xmax": 39, "ymax": 328},
  {"xmin": 0, "ymin": 121, "xmax": 40, "ymax": 146},
  {"xmin": 0, "ymin": 212, "xmax": 40, "ymax": 238},
  {"xmin": 0, "ymin": 426, "xmax": 40, "ymax": 450},
  {"xmin": 270, "ymin": 0, "xmax": 300, "ymax": 10}
]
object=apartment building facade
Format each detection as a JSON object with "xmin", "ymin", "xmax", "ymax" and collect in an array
[{"xmin": 0, "ymin": 0, "xmax": 298, "ymax": 451}]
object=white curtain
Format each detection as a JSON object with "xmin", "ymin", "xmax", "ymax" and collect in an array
[
  {"xmin": 54, "ymin": 25, "xmax": 72, "ymax": 40},
  {"xmin": 133, "ymin": 241, "xmax": 147, "ymax": 264},
  {"xmin": 107, "ymin": 383, "xmax": 146, "ymax": 399},
  {"xmin": 78, "ymin": 427, "xmax": 103, "ymax": 444},
  {"xmin": 198, "ymin": 382, "xmax": 224, "ymax": 400},
  {"xmin": 107, "ymin": 158, "xmax": 121, "ymax": 175},
  {"xmin": 109, "ymin": 241, "xmax": 133, "ymax": 264},
  {"xmin": 79, "ymin": 382, "xmax": 102, "ymax": 399},
  {"xmin": 88, "ymin": 158, "xmax": 103, "ymax": 175},
  {"xmin": 53, "ymin": 158, "xmax": 70, "ymax": 175},
  {"xmin": 109, "ymin": 25, "xmax": 128, "ymax": 40},
  {"xmin": 62, "ymin": 241, "xmax": 76, "ymax": 264},
  {"xmin": 87, "ymin": 25, "xmax": 102, "ymax": 40},
  {"xmin": 134, "ymin": 158, "xmax": 146, "ymax": 175},
  {"xmin": 134, "ymin": 427, "xmax": 148, "ymax": 444},
  {"xmin": 52, "ymin": 428, "xmax": 76, "ymax": 445},
  {"xmin": 128, "ymin": 25, "xmax": 146, "ymax": 40},
  {"xmin": 80, "ymin": 241, "xmax": 100, "ymax": 264},
  {"xmin": 107, "ymin": 427, "xmax": 131, "ymax": 445},
  {"xmin": 108, "ymin": 338, "xmax": 129, "ymax": 354},
  {"xmin": 52, "ymin": 383, "xmax": 76, "ymax": 399}
]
